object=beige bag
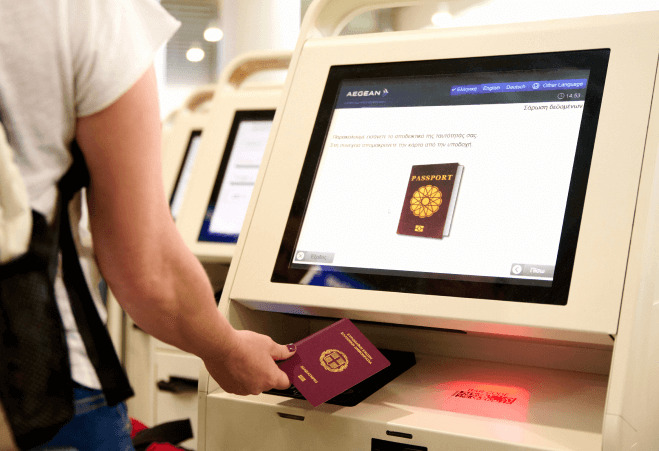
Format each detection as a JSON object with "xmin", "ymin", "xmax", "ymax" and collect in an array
[
  {"xmin": 0, "ymin": 401, "xmax": 18, "ymax": 451},
  {"xmin": 0, "ymin": 121, "xmax": 27, "ymax": 451},
  {"xmin": 0, "ymin": 122, "xmax": 32, "ymax": 264}
]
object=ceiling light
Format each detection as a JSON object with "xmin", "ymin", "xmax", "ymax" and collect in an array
[
  {"xmin": 186, "ymin": 44, "xmax": 205, "ymax": 62},
  {"xmin": 204, "ymin": 24, "xmax": 223, "ymax": 42}
]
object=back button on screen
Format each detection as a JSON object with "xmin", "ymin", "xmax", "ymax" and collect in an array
[{"xmin": 295, "ymin": 251, "xmax": 334, "ymax": 264}]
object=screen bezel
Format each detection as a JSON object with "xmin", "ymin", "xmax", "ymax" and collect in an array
[
  {"xmin": 197, "ymin": 109, "xmax": 276, "ymax": 243},
  {"xmin": 271, "ymin": 49, "xmax": 610, "ymax": 306}
]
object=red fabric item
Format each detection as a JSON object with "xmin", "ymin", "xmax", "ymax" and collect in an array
[
  {"xmin": 130, "ymin": 418, "xmax": 149, "ymax": 438},
  {"xmin": 146, "ymin": 443, "xmax": 183, "ymax": 451}
]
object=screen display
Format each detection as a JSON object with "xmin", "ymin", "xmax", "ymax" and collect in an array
[
  {"xmin": 272, "ymin": 50, "xmax": 609, "ymax": 305},
  {"xmin": 170, "ymin": 130, "xmax": 202, "ymax": 221},
  {"xmin": 198, "ymin": 110, "xmax": 275, "ymax": 243}
]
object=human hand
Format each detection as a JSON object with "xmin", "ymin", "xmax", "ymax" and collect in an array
[{"xmin": 204, "ymin": 330, "xmax": 296, "ymax": 396}]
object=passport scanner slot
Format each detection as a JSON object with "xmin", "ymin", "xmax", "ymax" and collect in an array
[
  {"xmin": 276, "ymin": 412, "xmax": 305, "ymax": 421},
  {"xmin": 217, "ymin": 300, "xmax": 615, "ymax": 449},
  {"xmin": 386, "ymin": 431, "xmax": 413, "ymax": 440},
  {"xmin": 264, "ymin": 347, "xmax": 416, "ymax": 406}
]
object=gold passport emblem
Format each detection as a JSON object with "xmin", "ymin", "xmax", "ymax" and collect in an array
[
  {"xmin": 415, "ymin": 225, "xmax": 424, "ymax": 232},
  {"xmin": 320, "ymin": 349, "xmax": 349, "ymax": 372},
  {"xmin": 410, "ymin": 185, "xmax": 442, "ymax": 218}
]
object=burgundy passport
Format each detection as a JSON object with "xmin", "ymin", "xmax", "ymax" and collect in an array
[{"xmin": 278, "ymin": 319, "xmax": 390, "ymax": 407}]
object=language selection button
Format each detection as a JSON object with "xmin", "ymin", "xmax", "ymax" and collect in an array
[
  {"xmin": 510, "ymin": 264, "xmax": 555, "ymax": 278},
  {"xmin": 294, "ymin": 251, "xmax": 335, "ymax": 264}
]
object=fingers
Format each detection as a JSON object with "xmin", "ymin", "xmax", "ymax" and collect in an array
[
  {"xmin": 271, "ymin": 342, "xmax": 296, "ymax": 361},
  {"xmin": 270, "ymin": 342, "xmax": 296, "ymax": 390},
  {"xmin": 206, "ymin": 332, "xmax": 298, "ymax": 396}
]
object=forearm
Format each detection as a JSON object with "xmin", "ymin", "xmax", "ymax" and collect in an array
[
  {"xmin": 96, "ymin": 213, "xmax": 237, "ymax": 361},
  {"xmin": 76, "ymin": 66, "xmax": 294, "ymax": 395},
  {"xmin": 77, "ymin": 66, "xmax": 237, "ymax": 360}
]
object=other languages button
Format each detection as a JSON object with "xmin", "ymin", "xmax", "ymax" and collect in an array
[
  {"xmin": 510, "ymin": 264, "xmax": 555, "ymax": 278},
  {"xmin": 294, "ymin": 251, "xmax": 335, "ymax": 264}
]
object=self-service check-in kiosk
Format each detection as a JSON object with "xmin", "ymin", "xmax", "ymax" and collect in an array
[
  {"xmin": 123, "ymin": 51, "xmax": 292, "ymax": 448},
  {"xmin": 161, "ymin": 84, "xmax": 216, "ymax": 165},
  {"xmin": 176, "ymin": 50, "xmax": 292, "ymax": 263},
  {"xmin": 162, "ymin": 85, "xmax": 217, "ymax": 221},
  {"xmin": 197, "ymin": 2, "xmax": 659, "ymax": 450}
]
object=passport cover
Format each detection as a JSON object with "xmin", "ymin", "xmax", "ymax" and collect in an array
[
  {"xmin": 277, "ymin": 319, "xmax": 390, "ymax": 407},
  {"xmin": 397, "ymin": 163, "xmax": 462, "ymax": 239}
]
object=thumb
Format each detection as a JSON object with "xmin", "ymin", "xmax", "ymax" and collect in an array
[
  {"xmin": 271, "ymin": 342, "xmax": 297, "ymax": 361},
  {"xmin": 273, "ymin": 367, "xmax": 293, "ymax": 390}
]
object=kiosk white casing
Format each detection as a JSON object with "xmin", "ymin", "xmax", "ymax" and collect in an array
[
  {"xmin": 198, "ymin": 3, "xmax": 659, "ymax": 450},
  {"xmin": 175, "ymin": 50, "xmax": 292, "ymax": 263}
]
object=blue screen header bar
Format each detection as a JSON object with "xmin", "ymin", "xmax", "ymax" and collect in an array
[{"xmin": 335, "ymin": 69, "xmax": 590, "ymax": 109}]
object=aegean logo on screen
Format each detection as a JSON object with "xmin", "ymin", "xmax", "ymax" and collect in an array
[{"xmin": 346, "ymin": 88, "xmax": 389, "ymax": 97}]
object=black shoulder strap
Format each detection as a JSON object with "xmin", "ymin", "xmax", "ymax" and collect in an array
[{"xmin": 57, "ymin": 141, "xmax": 134, "ymax": 406}]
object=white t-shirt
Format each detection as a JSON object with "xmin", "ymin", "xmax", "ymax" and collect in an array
[{"xmin": 0, "ymin": 0, "xmax": 180, "ymax": 389}]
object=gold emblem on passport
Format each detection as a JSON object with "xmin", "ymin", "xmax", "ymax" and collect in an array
[
  {"xmin": 410, "ymin": 185, "xmax": 442, "ymax": 218},
  {"xmin": 320, "ymin": 349, "xmax": 349, "ymax": 372},
  {"xmin": 415, "ymin": 225, "xmax": 424, "ymax": 232}
]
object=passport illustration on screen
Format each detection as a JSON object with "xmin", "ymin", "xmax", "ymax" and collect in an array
[
  {"xmin": 397, "ymin": 163, "xmax": 463, "ymax": 239},
  {"xmin": 277, "ymin": 319, "xmax": 390, "ymax": 407}
]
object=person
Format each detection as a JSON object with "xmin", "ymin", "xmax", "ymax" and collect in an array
[{"xmin": 0, "ymin": 0, "xmax": 295, "ymax": 448}]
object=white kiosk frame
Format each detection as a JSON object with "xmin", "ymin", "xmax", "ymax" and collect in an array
[
  {"xmin": 176, "ymin": 50, "xmax": 292, "ymax": 263},
  {"xmin": 198, "ymin": 2, "xmax": 659, "ymax": 450}
]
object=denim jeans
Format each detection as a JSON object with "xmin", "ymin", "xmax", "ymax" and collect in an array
[{"xmin": 36, "ymin": 385, "xmax": 134, "ymax": 451}]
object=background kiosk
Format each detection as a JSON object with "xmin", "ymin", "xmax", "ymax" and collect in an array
[
  {"xmin": 176, "ymin": 50, "xmax": 292, "ymax": 263},
  {"xmin": 197, "ymin": 2, "xmax": 659, "ymax": 450},
  {"xmin": 162, "ymin": 84, "xmax": 217, "ymax": 222},
  {"xmin": 123, "ymin": 51, "xmax": 292, "ymax": 448}
]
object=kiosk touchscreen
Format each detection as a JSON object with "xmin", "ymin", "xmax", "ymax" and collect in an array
[
  {"xmin": 198, "ymin": 5, "xmax": 659, "ymax": 451},
  {"xmin": 277, "ymin": 54, "xmax": 602, "ymax": 307},
  {"xmin": 195, "ymin": 110, "xmax": 275, "ymax": 244},
  {"xmin": 175, "ymin": 51, "xmax": 292, "ymax": 262}
]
